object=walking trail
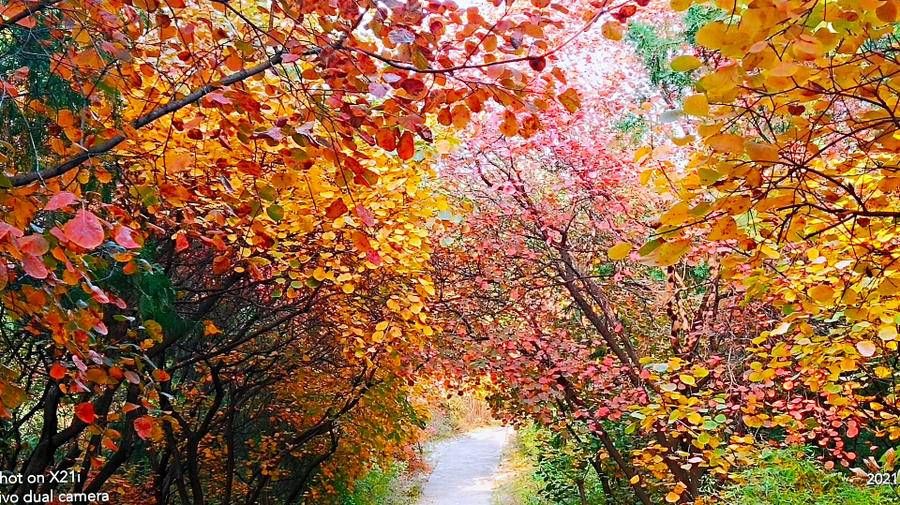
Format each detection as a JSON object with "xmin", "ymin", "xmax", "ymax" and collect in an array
[{"xmin": 418, "ymin": 426, "xmax": 514, "ymax": 505}]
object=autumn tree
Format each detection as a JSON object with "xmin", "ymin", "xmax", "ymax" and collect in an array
[
  {"xmin": 645, "ymin": 0, "xmax": 900, "ymax": 471},
  {"xmin": 0, "ymin": 0, "xmax": 627, "ymax": 501}
]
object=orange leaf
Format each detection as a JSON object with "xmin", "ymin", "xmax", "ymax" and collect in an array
[
  {"xmin": 326, "ymin": 199, "xmax": 348, "ymax": 219},
  {"xmin": 351, "ymin": 230, "xmax": 371, "ymax": 252},
  {"xmin": 500, "ymin": 111, "xmax": 518, "ymax": 137},
  {"xmin": 706, "ymin": 134, "xmax": 744, "ymax": 154},
  {"xmin": 601, "ymin": 21, "xmax": 624, "ymax": 41},
  {"xmin": 15, "ymin": 12, "xmax": 36, "ymax": 29},
  {"xmin": 224, "ymin": 53, "xmax": 243, "ymax": 72},
  {"xmin": 558, "ymin": 88, "xmax": 581, "ymax": 113}
]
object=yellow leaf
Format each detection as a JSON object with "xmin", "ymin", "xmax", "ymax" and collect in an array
[
  {"xmin": 807, "ymin": 285, "xmax": 834, "ymax": 303},
  {"xmin": 144, "ymin": 320, "xmax": 164, "ymax": 342},
  {"xmin": 743, "ymin": 414, "xmax": 763, "ymax": 428},
  {"xmin": 878, "ymin": 324, "xmax": 898, "ymax": 341},
  {"xmin": 665, "ymin": 491, "xmax": 681, "ymax": 503},
  {"xmin": 680, "ymin": 373, "xmax": 697, "ymax": 386},
  {"xmin": 718, "ymin": 195, "xmax": 752, "ymax": 215},
  {"xmin": 633, "ymin": 146, "xmax": 652, "ymax": 162},
  {"xmin": 629, "ymin": 475, "xmax": 640, "ymax": 484},
  {"xmin": 695, "ymin": 22, "xmax": 727, "ymax": 50},
  {"xmin": 342, "ymin": 283, "xmax": 355, "ymax": 294},
  {"xmin": 671, "ymin": 55, "xmax": 702, "ymax": 72},
  {"xmin": 683, "ymin": 94, "xmax": 709, "ymax": 116},
  {"xmin": 660, "ymin": 201, "xmax": 691, "ymax": 226},
  {"xmin": 693, "ymin": 366, "xmax": 710, "ymax": 379},
  {"xmin": 649, "ymin": 239, "xmax": 692, "ymax": 267},
  {"xmin": 671, "ymin": 0, "xmax": 692, "ymax": 11},
  {"xmin": 607, "ymin": 242, "xmax": 633, "ymax": 261},
  {"xmin": 767, "ymin": 61, "xmax": 799, "ymax": 77},
  {"xmin": 760, "ymin": 244, "xmax": 780, "ymax": 259},
  {"xmin": 673, "ymin": 135, "xmax": 695, "ymax": 146},
  {"xmin": 601, "ymin": 20, "xmax": 624, "ymax": 41},
  {"xmin": 771, "ymin": 323, "xmax": 791, "ymax": 336}
]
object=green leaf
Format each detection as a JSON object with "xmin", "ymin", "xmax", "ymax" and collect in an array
[{"xmin": 266, "ymin": 203, "xmax": 284, "ymax": 222}]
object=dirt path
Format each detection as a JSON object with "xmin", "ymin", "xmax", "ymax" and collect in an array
[{"xmin": 418, "ymin": 426, "xmax": 514, "ymax": 505}]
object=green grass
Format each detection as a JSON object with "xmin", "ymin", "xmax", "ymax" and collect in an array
[
  {"xmin": 492, "ymin": 427, "xmax": 552, "ymax": 505},
  {"xmin": 337, "ymin": 462, "xmax": 423, "ymax": 505},
  {"xmin": 721, "ymin": 448, "xmax": 898, "ymax": 505}
]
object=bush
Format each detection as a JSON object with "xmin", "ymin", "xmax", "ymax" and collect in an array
[
  {"xmin": 720, "ymin": 449, "xmax": 897, "ymax": 505},
  {"xmin": 499, "ymin": 424, "xmax": 614, "ymax": 505}
]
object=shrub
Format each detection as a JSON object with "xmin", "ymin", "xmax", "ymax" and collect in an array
[{"xmin": 720, "ymin": 449, "xmax": 897, "ymax": 505}]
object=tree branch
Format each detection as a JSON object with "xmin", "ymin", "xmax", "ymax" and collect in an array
[{"xmin": 10, "ymin": 51, "xmax": 287, "ymax": 187}]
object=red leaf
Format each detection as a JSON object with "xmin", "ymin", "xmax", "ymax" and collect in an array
[
  {"xmin": 397, "ymin": 131, "xmax": 415, "ymax": 160},
  {"xmin": 49, "ymin": 363, "xmax": 67, "ymax": 381},
  {"xmin": 134, "ymin": 416, "xmax": 154, "ymax": 440},
  {"xmin": 0, "ymin": 222, "xmax": 22, "ymax": 241},
  {"xmin": 618, "ymin": 4, "xmax": 637, "ymax": 17},
  {"xmin": 325, "ymin": 199, "xmax": 348, "ymax": 219},
  {"xmin": 62, "ymin": 210, "xmax": 105, "ymax": 249},
  {"xmin": 18, "ymin": 234, "xmax": 49, "ymax": 256},
  {"xmin": 355, "ymin": 205, "xmax": 376, "ymax": 227},
  {"xmin": 237, "ymin": 160, "xmax": 261, "ymax": 176},
  {"xmin": 353, "ymin": 167, "xmax": 379, "ymax": 187},
  {"xmin": 13, "ymin": 9, "xmax": 36, "ymax": 29},
  {"xmin": 400, "ymin": 78, "xmax": 425, "ymax": 95},
  {"xmin": 174, "ymin": 233, "xmax": 189, "ymax": 252},
  {"xmin": 113, "ymin": 226, "xmax": 141, "ymax": 249},
  {"xmin": 366, "ymin": 249, "xmax": 382, "ymax": 266},
  {"xmin": 45, "ymin": 191, "xmax": 78, "ymax": 211},
  {"xmin": 281, "ymin": 53, "xmax": 301, "ymax": 63},
  {"xmin": 75, "ymin": 402, "xmax": 97, "ymax": 424},
  {"xmin": 528, "ymin": 56, "xmax": 546, "ymax": 72},
  {"xmin": 22, "ymin": 255, "xmax": 48, "ymax": 279},
  {"xmin": 376, "ymin": 128, "xmax": 397, "ymax": 151}
]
